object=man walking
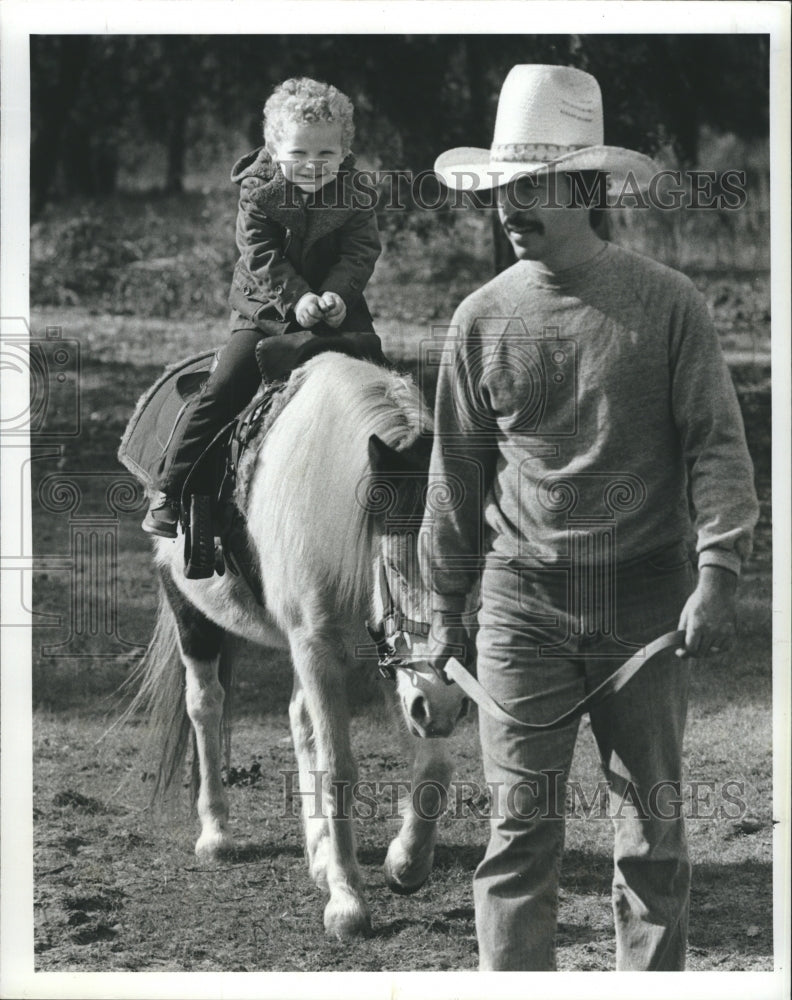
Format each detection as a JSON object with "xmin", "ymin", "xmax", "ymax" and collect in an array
[{"xmin": 423, "ymin": 65, "xmax": 759, "ymax": 970}]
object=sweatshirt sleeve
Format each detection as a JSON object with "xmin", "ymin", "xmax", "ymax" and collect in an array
[
  {"xmin": 318, "ymin": 208, "xmax": 382, "ymax": 309},
  {"xmin": 236, "ymin": 177, "xmax": 311, "ymax": 316},
  {"xmin": 670, "ymin": 281, "xmax": 759, "ymax": 575},
  {"xmin": 420, "ymin": 309, "xmax": 499, "ymax": 612}
]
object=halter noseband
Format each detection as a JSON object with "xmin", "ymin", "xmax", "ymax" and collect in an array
[{"xmin": 366, "ymin": 562, "xmax": 431, "ymax": 681}]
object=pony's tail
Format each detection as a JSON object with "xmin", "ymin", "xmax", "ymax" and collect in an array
[{"xmin": 113, "ymin": 583, "xmax": 190, "ymax": 805}]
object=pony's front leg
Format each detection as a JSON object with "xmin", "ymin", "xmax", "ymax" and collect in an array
[
  {"xmin": 290, "ymin": 628, "xmax": 371, "ymax": 940},
  {"xmin": 384, "ymin": 734, "xmax": 453, "ymax": 894},
  {"xmin": 289, "ymin": 675, "xmax": 329, "ymax": 891}
]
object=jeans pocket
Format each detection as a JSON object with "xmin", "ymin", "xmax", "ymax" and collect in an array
[
  {"xmin": 615, "ymin": 548, "xmax": 695, "ymax": 644},
  {"xmin": 644, "ymin": 541, "xmax": 693, "ymax": 573}
]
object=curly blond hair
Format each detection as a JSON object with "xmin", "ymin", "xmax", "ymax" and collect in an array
[{"xmin": 263, "ymin": 77, "xmax": 355, "ymax": 154}]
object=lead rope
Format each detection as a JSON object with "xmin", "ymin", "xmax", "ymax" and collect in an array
[{"xmin": 443, "ymin": 630, "xmax": 685, "ymax": 732}]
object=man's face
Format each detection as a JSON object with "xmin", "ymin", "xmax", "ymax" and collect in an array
[
  {"xmin": 497, "ymin": 173, "xmax": 593, "ymax": 265},
  {"xmin": 271, "ymin": 121, "xmax": 345, "ymax": 193}
]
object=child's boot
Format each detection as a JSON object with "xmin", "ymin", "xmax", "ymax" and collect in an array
[{"xmin": 142, "ymin": 491, "xmax": 180, "ymax": 538}]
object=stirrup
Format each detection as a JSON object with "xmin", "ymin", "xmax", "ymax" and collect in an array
[{"xmin": 183, "ymin": 494, "xmax": 215, "ymax": 579}]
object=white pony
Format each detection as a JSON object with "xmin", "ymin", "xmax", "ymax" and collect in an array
[{"xmin": 128, "ymin": 352, "xmax": 468, "ymax": 939}]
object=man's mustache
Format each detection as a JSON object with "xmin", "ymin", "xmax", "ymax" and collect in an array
[{"xmin": 504, "ymin": 217, "xmax": 545, "ymax": 235}]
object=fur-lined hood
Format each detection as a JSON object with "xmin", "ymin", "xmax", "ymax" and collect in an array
[
  {"xmin": 232, "ymin": 145, "xmax": 358, "ymax": 185},
  {"xmin": 230, "ymin": 146, "xmax": 361, "ymax": 234}
]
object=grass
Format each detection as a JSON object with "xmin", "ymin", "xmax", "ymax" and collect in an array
[{"xmin": 31, "ymin": 189, "xmax": 770, "ymax": 354}]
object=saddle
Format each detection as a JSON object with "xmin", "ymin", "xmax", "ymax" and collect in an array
[{"xmin": 119, "ymin": 330, "xmax": 388, "ymax": 594}]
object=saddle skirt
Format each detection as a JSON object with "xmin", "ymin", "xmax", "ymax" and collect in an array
[{"xmin": 118, "ymin": 350, "xmax": 217, "ymax": 491}]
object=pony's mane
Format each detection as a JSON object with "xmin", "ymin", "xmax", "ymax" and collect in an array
[{"xmin": 238, "ymin": 353, "xmax": 430, "ymax": 624}]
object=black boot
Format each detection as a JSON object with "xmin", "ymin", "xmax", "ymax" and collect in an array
[{"xmin": 142, "ymin": 491, "xmax": 180, "ymax": 538}]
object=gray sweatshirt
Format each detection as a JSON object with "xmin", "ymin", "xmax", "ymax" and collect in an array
[{"xmin": 424, "ymin": 242, "xmax": 759, "ymax": 611}]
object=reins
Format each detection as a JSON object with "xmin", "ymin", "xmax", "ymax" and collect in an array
[{"xmin": 367, "ymin": 563, "xmax": 684, "ymax": 729}]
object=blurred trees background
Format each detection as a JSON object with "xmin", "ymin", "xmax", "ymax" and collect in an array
[
  {"xmin": 31, "ymin": 33, "xmax": 770, "ymax": 215},
  {"xmin": 29, "ymin": 33, "xmax": 772, "ymax": 327},
  {"xmin": 28, "ymin": 32, "xmax": 771, "ymax": 497}
]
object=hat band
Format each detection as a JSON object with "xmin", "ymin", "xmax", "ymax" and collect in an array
[{"xmin": 490, "ymin": 141, "xmax": 588, "ymax": 163}]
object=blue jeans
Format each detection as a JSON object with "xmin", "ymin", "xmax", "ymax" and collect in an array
[{"xmin": 473, "ymin": 542, "xmax": 694, "ymax": 970}]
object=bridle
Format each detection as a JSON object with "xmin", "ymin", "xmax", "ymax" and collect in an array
[{"xmin": 366, "ymin": 561, "xmax": 431, "ymax": 681}]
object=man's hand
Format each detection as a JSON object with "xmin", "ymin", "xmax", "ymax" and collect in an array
[
  {"xmin": 294, "ymin": 292, "xmax": 325, "ymax": 329},
  {"xmin": 676, "ymin": 565, "xmax": 738, "ymax": 658},
  {"xmin": 319, "ymin": 291, "xmax": 347, "ymax": 328},
  {"xmin": 427, "ymin": 612, "xmax": 471, "ymax": 682}
]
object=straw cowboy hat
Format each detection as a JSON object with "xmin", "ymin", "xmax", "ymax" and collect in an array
[{"xmin": 435, "ymin": 64, "xmax": 658, "ymax": 195}]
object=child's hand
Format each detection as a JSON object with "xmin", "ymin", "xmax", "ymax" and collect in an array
[
  {"xmin": 319, "ymin": 291, "xmax": 347, "ymax": 329},
  {"xmin": 294, "ymin": 293, "xmax": 325, "ymax": 329}
]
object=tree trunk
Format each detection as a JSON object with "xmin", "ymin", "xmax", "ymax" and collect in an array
[
  {"xmin": 165, "ymin": 109, "xmax": 187, "ymax": 194},
  {"xmin": 30, "ymin": 37, "xmax": 91, "ymax": 216},
  {"xmin": 60, "ymin": 121, "xmax": 95, "ymax": 196}
]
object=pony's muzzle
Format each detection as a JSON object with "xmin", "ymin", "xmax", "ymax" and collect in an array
[
  {"xmin": 408, "ymin": 694, "xmax": 449, "ymax": 739},
  {"xmin": 398, "ymin": 659, "xmax": 469, "ymax": 738},
  {"xmin": 407, "ymin": 691, "xmax": 468, "ymax": 739}
]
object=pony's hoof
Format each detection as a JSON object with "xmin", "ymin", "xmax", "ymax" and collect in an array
[
  {"xmin": 195, "ymin": 830, "xmax": 233, "ymax": 861},
  {"xmin": 383, "ymin": 838, "xmax": 433, "ymax": 895},
  {"xmin": 323, "ymin": 892, "xmax": 372, "ymax": 940}
]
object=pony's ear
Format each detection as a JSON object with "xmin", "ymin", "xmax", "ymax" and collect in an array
[
  {"xmin": 368, "ymin": 434, "xmax": 404, "ymax": 473},
  {"xmin": 369, "ymin": 433, "xmax": 433, "ymax": 475}
]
